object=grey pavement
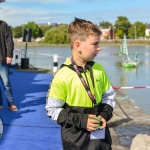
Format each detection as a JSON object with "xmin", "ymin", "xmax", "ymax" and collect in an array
[{"xmin": 109, "ymin": 90, "xmax": 150, "ymax": 150}]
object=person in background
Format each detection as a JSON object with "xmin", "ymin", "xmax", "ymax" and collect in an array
[
  {"xmin": 46, "ymin": 17, "xmax": 115, "ymax": 150},
  {"xmin": 0, "ymin": 20, "xmax": 18, "ymax": 112}
]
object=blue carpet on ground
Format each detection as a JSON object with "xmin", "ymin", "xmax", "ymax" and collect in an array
[{"xmin": 0, "ymin": 68, "xmax": 62, "ymax": 150}]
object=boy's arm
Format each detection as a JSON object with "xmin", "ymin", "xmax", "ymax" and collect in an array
[
  {"xmin": 99, "ymin": 86, "xmax": 116, "ymax": 122},
  {"xmin": 57, "ymin": 108, "xmax": 88, "ymax": 129},
  {"xmin": 45, "ymin": 97, "xmax": 88, "ymax": 129}
]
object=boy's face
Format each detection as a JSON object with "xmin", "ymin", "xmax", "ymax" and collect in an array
[{"xmin": 79, "ymin": 35, "xmax": 100, "ymax": 61}]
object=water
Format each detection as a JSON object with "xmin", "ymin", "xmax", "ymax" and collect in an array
[
  {"xmin": 14, "ymin": 45, "xmax": 150, "ymax": 115},
  {"xmin": 114, "ymin": 125, "xmax": 150, "ymax": 146}
]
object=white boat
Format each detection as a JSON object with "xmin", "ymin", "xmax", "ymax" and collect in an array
[{"xmin": 119, "ymin": 34, "xmax": 139, "ymax": 68}]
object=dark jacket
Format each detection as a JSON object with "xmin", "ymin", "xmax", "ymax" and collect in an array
[{"xmin": 0, "ymin": 20, "xmax": 14, "ymax": 63}]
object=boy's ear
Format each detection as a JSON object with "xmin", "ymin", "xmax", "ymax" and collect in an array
[{"xmin": 74, "ymin": 40, "xmax": 81, "ymax": 52}]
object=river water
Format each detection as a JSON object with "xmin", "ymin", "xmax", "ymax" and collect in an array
[{"xmin": 15, "ymin": 45, "xmax": 150, "ymax": 115}]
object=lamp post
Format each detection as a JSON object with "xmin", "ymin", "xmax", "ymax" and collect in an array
[
  {"xmin": 134, "ymin": 26, "xmax": 137, "ymax": 40},
  {"xmin": 113, "ymin": 26, "xmax": 116, "ymax": 40},
  {"xmin": 108, "ymin": 26, "xmax": 111, "ymax": 40}
]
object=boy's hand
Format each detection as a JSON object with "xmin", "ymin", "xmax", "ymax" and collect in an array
[
  {"xmin": 87, "ymin": 114, "xmax": 101, "ymax": 131},
  {"xmin": 97, "ymin": 116, "xmax": 106, "ymax": 129},
  {"xmin": 87, "ymin": 115, "xmax": 106, "ymax": 131}
]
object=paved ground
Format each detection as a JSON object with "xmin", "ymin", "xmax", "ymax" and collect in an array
[{"xmin": 108, "ymin": 90, "xmax": 150, "ymax": 150}]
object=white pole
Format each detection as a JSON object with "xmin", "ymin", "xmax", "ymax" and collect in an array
[
  {"xmin": 113, "ymin": 86, "xmax": 150, "ymax": 90},
  {"xmin": 53, "ymin": 54, "xmax": 58, "ymax": 73},
  {"xmin": 134, "ymin": 26, "xmax": 137, "ymax": 40}
]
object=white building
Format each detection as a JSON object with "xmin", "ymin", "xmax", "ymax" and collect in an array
[{"xmin": 145, "ymin": 24, "xmax": 150, "ymax": 37}]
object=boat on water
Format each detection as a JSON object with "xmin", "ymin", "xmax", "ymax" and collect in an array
[{"xmin": 119, "ymin": 34, "xmax": 139, "ymax": 68}]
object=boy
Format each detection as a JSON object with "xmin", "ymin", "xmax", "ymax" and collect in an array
[{"xmin": 46, "ymin": 18, "xmax": 115, "ymax": 150}]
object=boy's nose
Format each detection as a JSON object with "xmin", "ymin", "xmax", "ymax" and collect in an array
[{"xmin": 97, "ymin": 47, "xmax": 101, "ymax": 51}]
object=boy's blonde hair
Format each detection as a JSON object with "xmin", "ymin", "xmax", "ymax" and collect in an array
[{"xmin": 68, "ymin": 17, "xmax": 101, "ymax": 49}]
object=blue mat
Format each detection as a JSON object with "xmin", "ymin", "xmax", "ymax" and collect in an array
[{"xmin": 0, "ymin": 69, "xmax": 62, "ymax": 150}]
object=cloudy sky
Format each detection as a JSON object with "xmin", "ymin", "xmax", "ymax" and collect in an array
[{"xmin": 0, "ymin": 0, "xmax": 150, "ymax": 27}]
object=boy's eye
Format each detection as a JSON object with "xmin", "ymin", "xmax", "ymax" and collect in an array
[{"xmin": 93, "ymin": 42, "xmax": 99, "ymax": 46}]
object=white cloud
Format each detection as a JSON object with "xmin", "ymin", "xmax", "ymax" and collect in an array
[
  {"xmin": 1, "ymin": 0, "xmax": 150, "ymax": 27},
  {"xmin": 10, "ymin": 0, "xmax": 70, "ymax": 3}
]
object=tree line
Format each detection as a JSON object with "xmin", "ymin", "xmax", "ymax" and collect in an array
[
  {"xmin": 100, "ymin": 16, "xmax": 147, "ymax": 39},
  {"xmin": 11, "ymin": 16, "xmax": 149, "ymax": 44}
]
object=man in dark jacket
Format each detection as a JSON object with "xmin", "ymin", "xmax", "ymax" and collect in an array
[{"xmin": 0, "ymin": 20, "xmax": 18, "ymax": 112}]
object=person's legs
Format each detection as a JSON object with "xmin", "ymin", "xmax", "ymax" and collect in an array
[
  {"xmin": 0, "ymin": 66, "xmax": 4, "ymax": 108},
  {"xmin": 0, "ymin": 63, "xmax": 14, "ymax": 107},
  {"xmin": 0, "ymin": 63, "xmax": 18, "ymax": 112},
  {"xmin": 0, "ymin": 85, "xmax": 3, "ymax": 108}
]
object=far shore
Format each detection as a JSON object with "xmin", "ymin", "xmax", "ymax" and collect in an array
[{"xmin": 14, "ymin": 40, "xmax": 150, "ymax": 47}]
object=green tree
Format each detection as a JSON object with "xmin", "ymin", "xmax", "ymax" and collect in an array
[
  {"xmin": 115, "ymin": 16, "xmax": 131, "ymax": 38},
  {"xmin": 128, "ymin": 22, "xmax": 146, "ymax": 39},
  {"xmin": 12, "ymin": 26, "xmax": 23, "ymax": 38},
  {"xmin": 22, "ymin": 22, "xmax": 42, "ymax": 39},
  {"xmin": 40, "ymin": 25, "xmax": 54, "ymax": 37},
  {"xmin": 99, "ymin": 21, "xmax": 112, "ymax": 28},
  {"xmin": 116, "ymin": 29, "xmax": 123, "ymax": 39},
  {"xmin": 44, "ymin": 25, "xmax": 69, "ymax": 44},
  {"xmin": 58, "ymin": 25, "xmax": 68, "ymax": 43}
]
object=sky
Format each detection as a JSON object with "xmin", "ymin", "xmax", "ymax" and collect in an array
[{"xmin": 0, "ymin": 0, "xmax": 150, "ymax": 27}]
